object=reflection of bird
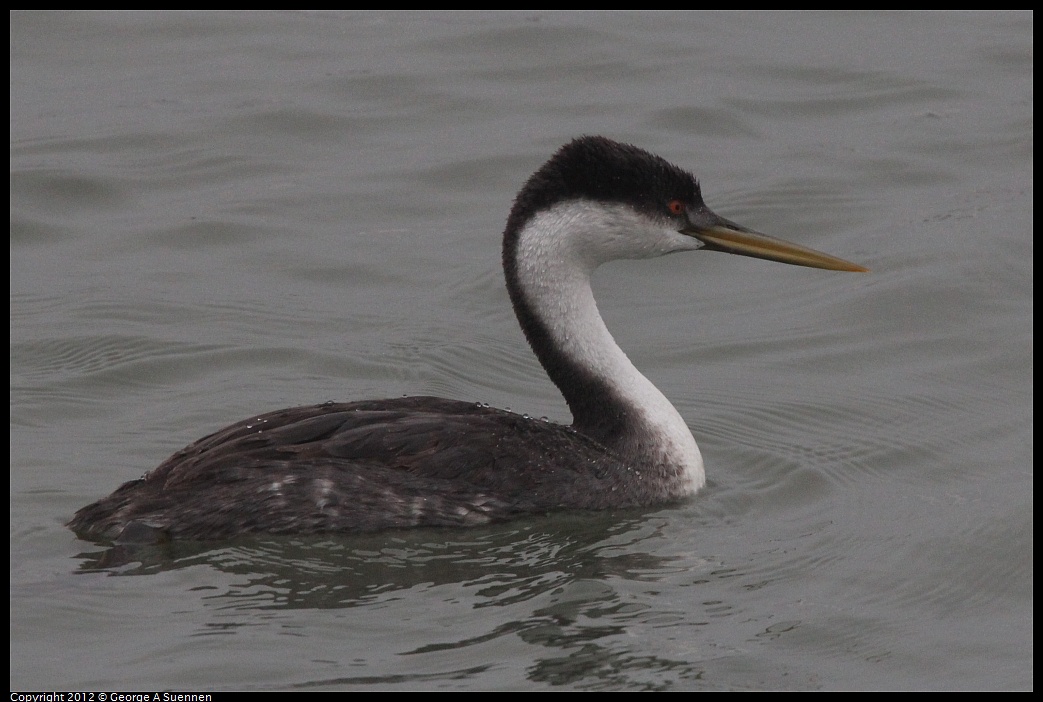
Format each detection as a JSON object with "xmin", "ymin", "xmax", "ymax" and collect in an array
[{"xmin": 69, "ymin": 136, "xmax": 866, "ymax": 541}]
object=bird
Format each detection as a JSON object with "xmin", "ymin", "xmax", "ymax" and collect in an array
[{"xmin": 68, "ymin": 136, "xmax": 867, "ymax": 541}]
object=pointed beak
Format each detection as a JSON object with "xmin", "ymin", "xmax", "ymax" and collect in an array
[{"xmin": 682, "ymin": 207, "xmax": 869, "ymax": 272}]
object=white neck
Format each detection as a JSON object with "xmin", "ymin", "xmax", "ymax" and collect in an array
[{"xmin": 510, "ymin": 201, "xmax": 705, "ymax": 495}]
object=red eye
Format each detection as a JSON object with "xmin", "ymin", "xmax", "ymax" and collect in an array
[{"xmin": 667, "ymin": 200, "xmax": 685, "ymax": 216}]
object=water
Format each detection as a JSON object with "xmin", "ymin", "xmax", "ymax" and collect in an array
[{"xmin": 10, "ymin": 11, "xmax": 1032, "ymax": 690}]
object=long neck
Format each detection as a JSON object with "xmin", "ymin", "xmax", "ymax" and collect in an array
[{"xmin": 503, "ymin": 202, "xmax": 704, "ymax": 490}]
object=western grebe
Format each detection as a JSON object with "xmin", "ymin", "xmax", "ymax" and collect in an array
[{"xmin": 68, "ymin": 136, "xmax": 866, "ymax": 541}]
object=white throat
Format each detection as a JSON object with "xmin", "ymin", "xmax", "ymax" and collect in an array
[{"xmin": 512, "ymin": 201, "xmax": 705, "ymax": 494}]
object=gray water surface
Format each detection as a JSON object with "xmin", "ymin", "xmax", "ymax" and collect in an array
[{"xmin": 10, "ymin": 11, "xmax": 1032, "ymax": 690}]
